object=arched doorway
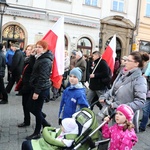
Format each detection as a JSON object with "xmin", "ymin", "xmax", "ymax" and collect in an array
[
  {"xmin": 2, "ymin": 25, "xmax": 25, "ymax": 50},
  {"xmin": 77, "ymin": 37, "xmax": 92, "ymax": 56}
]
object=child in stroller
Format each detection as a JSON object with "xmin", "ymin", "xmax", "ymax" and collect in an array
[{"xmin": 21, "ymin": 108, "xmax": 101, "ymax": 150}]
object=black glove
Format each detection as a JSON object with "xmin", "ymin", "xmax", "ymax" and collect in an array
[{"xmin": 58, "ymin": 118, "xmax": 62, "ymax": 125}]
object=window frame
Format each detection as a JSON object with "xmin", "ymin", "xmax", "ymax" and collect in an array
[
  {"xmin": 146, "ymin": 0, "xmax": 150, "ymax": 17},
  {"xmin": 84, "ymin": 0, "xmax": 98, "ymax": 7},
  {"xmin": 111, "ymin": 0, "xmax": 125, "ymax": 12}
]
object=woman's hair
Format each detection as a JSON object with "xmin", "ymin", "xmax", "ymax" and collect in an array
[
  {"xmin": 123, "ymin": 120, "xmax": 135, "ymax": 131},
  {"xmin": 36, "ymin": 40, "xmax": 48, "ymax": 50},
  {"xmin": 130, "ymin": 51, "xmax": 149, "ymax": 68},
  {"xmin": 25, "ymin": 44, "xmax": 34, "ymax": 51}
]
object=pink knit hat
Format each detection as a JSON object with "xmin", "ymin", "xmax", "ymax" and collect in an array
[{"xmin": 116, "ymin": 104, "xmax": 134, "ymax": 121}]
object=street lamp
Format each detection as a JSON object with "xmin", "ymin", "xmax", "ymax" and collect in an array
[{"xmin": 0, "ymin": 0, "xmax": 8, "ymax": 42}]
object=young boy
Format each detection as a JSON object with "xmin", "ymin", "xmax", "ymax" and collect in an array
[{"xmin": 58, "ymin": 67, "xmax": 89, "ymax": 124}]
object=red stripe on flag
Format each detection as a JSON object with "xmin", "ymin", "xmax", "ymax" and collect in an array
[
  {"xmin": 102, "ymin": 45, "xmax": 115, "ymax": 73},
  {"xmin": 42, "ymin": 17, "xmax": 64, "ymax": 89}
]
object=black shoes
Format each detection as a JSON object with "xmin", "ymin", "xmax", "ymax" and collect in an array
[
  {"xmin": 0, "ymin": 100, "xmax": 8, "ymax": 104},
  {"xmin": 18, "ymin": 122, "xmax": 30, "ymax": 127},
  {"xmin": 139, "ymin": 127, "xmax": 145, "ymax": 132},
  {"xmin": 26, "ymin": 133, "xmax": 41, "ymax": 140}
]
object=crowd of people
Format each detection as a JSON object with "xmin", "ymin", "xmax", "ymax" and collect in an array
[{"xmin": 0, "ymin": 40, "xmax": 150, "ymax": 149}]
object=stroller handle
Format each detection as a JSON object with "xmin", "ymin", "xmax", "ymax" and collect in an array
[{"xmin": 72, "ymin": 110, "xmax": 116, "ymax": 150}]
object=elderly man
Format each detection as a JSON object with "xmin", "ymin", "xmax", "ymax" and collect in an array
[{"xmin": 74, "ymin": 50, "xmax": 86, "ymax": 83}]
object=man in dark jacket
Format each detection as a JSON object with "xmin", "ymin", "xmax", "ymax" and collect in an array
[
  {"xmin": 0, "ymin": 43, "xmax": 8, "ymax": 104},
  {"xmin": 6, "ymin": 42, "xmax": 24, "ymax": 93},
  {"xmin": 87, "ymin": 51, "xmax": 110, "ymax": 110}
]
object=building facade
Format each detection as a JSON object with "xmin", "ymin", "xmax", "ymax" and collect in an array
[
  {"xmin": 134, "ymin": 0, "xmax": 150, "ymax": 54},
  {"xmin": 2, "ymin": 0, "xmax": 138, "ymax": 57}
]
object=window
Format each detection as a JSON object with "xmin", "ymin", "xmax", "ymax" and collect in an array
[
  {"xmin": 77, "ymin": 37, "xmax": 92, "ymax": 56},
  {"xmin": 146, "ymin": 0, "xmax": 150, "ymax": 17},
  {"xmin": 112, "ymin": 0, "xmax": 124, "ymax": 12},
  {"xmin": 85, "ymin": 0, "xmax": 98, "ymax": 6}
]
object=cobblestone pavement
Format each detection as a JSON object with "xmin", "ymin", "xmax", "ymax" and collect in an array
[{"xmin": 0, "ymin": 89, "xmax": 150, "ymax": 150}]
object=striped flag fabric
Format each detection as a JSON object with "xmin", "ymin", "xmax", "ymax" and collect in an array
[
  {"xmin": 102, "ymin": 34, "xmax": 116, "ymax": 74},
  {"xmin": 42, "ymin": 16, "xmax": 65, "ymax": 89}
]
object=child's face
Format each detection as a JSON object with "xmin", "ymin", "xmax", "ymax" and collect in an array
[
  {"xmin": 69, "ymin": 74, "xmax": 79, "ymax": 85},
  {"xmin": 115, "ymin": 111, "xmax": 126, "ymax": 124}
]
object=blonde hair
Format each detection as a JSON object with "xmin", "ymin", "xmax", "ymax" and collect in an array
[{"xmin": 123, "ymin": 120, "xmax": 135, "ymax": 131}]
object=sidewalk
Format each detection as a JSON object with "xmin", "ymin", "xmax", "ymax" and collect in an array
[{"xmin": 0, "ymin": 90, "xmax": 150, "ymax": 150}]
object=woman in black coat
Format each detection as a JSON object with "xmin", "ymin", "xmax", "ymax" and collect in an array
[
  {"xmin": 17, "ymin": 45, "xmax": 35, "ymax": 127},
  {"xmin": 26, "ymin": 40, "xmax": 53, "ymax": 140}
]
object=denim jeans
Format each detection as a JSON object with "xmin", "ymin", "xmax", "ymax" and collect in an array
[{"xmin": 139, "ymin": 99, "xmax": 150, "ymax": 130}]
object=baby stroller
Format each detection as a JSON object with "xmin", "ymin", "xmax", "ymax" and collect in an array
[{"xmin": 27, "ymin": 107, "xmax": 112, "ymax": 150}]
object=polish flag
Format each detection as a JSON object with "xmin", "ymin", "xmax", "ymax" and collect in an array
[
  {"xmin": 102, "ymin": 34, "xmax": 116, "ymax": 74},
  {"xmin": 42, "ymin": 16, "xmax": 64, "ymax": 89}
]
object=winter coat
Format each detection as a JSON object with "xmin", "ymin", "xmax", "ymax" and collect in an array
[
  {"xmin": 0, "ymin": 50, "xmax": 6, "ymax": 77},
  {"xmin": 10, "ymin": 50, "xmax": 24, "ymax": 76},
  {"xmin": 89, "ymin": 58, "xmax": 110, "ymax": 90},
  {"xmin": 102, "ymin": 124, "xmax": 138, "ymax": 150},
  {"xmin": 100, "ymin": 68, "xmax": 147, "ymax": 111},
  {"xmin": 5, "ymin": 49, "xmax": 14, "ymax": 66},
  {"xmin": 29, "ymin": 51, "xmax": 53, "ymax": 94},
  {"xmin": 20, "ymin": 56, "xmax": 35, "ymax": 94},
  {"xmin": 59, "ymin": 83, "xmax": 89, "ymax": 119},
  {"xmin": 75, "ymin": 57, "xmax": 86, "ymax": 82}
]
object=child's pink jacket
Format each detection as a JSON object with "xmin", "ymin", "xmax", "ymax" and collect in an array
[{"xmin": 102, "ymin": 123, "xmax": 138, "ymax": 150}]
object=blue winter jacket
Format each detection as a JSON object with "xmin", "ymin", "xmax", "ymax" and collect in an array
[
  {"xmin": 59, "ymin": 83, "xmax": 89, "ymax": 119},
  {"xmin": 5, "ymin": 49, "xmax": 15, "ymax": 66}
]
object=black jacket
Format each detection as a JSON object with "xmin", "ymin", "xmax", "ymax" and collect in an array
[
  {"xmin": 20, "ymin": 56, "xmax": 35, "ymax": 94},
  {"xmin": 30, "ymin": 51, "xmax": 53, "ymax": 94},
  {"xmin": 0, "ymin": 50, "xmax": 6, "ymax": 77},
  {"xmin": 10, "ymin": 50, "xmax": 24, "ymax": 76},
  {"xmin": 89, "ymin": 58, "xmax": 110, "ymax": 90}
]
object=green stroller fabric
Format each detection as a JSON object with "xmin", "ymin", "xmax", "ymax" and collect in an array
[
  {"xmin": 31, "ymin": 127, "xmax": 78, "ymax": 150},
  {"xmin": 31, "ymin": 108, "xmax": 100, "ymax": 150}
]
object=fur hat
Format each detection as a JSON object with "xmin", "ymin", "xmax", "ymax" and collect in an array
[
  {"xmin": 62, "ymin": 118, "xmax": 78, "ymax": 133},
  {"xmin": 76, "ymin": 51, "xmax": 83, "ymax": 57},
  {"xmin": 70, "ymin": 67, "xmax": 82, "ymax": 81},
  {"xmin": 71, "ymin": 50, "xmax": 77, "ymax": 55},
  {"xmin": 116, "ymin": 104, "xmax": 134, "ymax": 121}
]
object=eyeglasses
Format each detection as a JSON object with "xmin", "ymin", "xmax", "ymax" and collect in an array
[
  {"xmin": 36, "ymin": 46, "xmax": 43, "ymax": 49},
  {"xmin": 126, "ymin": 59, "xmax": 135, "ymax": 62}
]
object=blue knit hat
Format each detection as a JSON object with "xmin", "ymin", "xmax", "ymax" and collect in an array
[{"xmin": 70, "ymin": 67, "xmax": 82, "ymax": 81}]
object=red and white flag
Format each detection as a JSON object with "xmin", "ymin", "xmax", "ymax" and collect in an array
[
  {"xmin": 102, "ymin": 34, "xmax": 116, "ymax": 74},
  {"xmin": 42, "ymin": 16, "xmax": 64, "ymax": 89}
]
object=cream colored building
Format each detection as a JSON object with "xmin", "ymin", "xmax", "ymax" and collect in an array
[
  {"xmin": 2, "ymin": 0, "xmax": 138, "ymax": 57},
  {"xmin": 134, "ymin": 0, "xmax": 150, "ymax": 53}
]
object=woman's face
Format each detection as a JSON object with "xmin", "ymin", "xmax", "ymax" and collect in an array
[
  {"xmin": 35, "ymin": 44, "xmax": 45, "ymax": 55},
  {"xmin": 25, "ymin": 46, "xmax": 32, "ymax": 57},
  {"xmin": 124, "ymin": 55, "xmax": 139, "ymax": 71}
]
